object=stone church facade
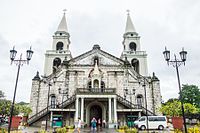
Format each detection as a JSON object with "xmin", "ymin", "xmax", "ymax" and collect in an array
[{"xmin": 28, "ymin": 12, "xmax": 162, "ymax": 128}]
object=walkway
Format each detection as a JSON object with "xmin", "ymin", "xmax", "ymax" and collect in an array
[
  {"xmin": 22, "ymin": 127, "xmax": 174, "ymax": 133},
  {"xmin": 22, "ymin": 127, "xmax": 117, "ymax": 133}
]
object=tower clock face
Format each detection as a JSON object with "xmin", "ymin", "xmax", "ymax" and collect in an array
[{"xmin": 129, "ymin": 42, "xmax": 136, "ymax": 51}]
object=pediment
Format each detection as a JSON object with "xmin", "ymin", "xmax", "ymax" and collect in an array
[{"xmin": 69, "ymin": 49, "xmax": 125, "ymax": 66}]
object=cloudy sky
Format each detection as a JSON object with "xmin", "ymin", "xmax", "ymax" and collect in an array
[{"xmin": 0, "ymin": 0, "xmax": 199, "ymax": 103}]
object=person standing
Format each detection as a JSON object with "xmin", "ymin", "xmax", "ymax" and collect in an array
[
  {"xmin": 102, "ymin": 119, "xmax": 106, "ymax": 128},
  {"xmin": 91, "ymin": 117, "xmax": 97, "ymax": 131},
  {"xmin": 97, "ymin": 118, "xmax": 101, "ymax": 130}
]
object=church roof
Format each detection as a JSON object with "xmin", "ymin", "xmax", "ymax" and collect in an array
[
  {"xmin": 57, "ymin": 13, "xmax": 68, "ymax": 33},
  {"xmin": 125, "ymin": 12, "xmax": 136, "ymax": 33},
  {"xmin": 68, "ymin": 45, "xmax": 126, "ymax": 65}
]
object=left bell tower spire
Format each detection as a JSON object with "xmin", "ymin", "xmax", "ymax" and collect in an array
[
  {"xmin": 52, "ymin": 9, "xmax": 71, "ymax": 51},
  {"xmin": 44, "ymin": 10, "xmax": 72, "ymax": 76}
]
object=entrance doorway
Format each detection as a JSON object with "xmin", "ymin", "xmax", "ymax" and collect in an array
[{"xmin": 90, "ymin": 105, "xmax": 102, "ymax": 122}]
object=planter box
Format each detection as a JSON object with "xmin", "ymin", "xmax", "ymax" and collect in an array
[
  {"xmin": 8, "ymin": 116, "xmax": 22, "ymax": 129},
  {"xmin": 172, "ymin": 117, "xmax": 183, "ymax": 130}
]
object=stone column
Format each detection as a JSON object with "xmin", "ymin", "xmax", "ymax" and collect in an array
[
  {"xmin": 108, "ymin": 98, "xmax": 112, "ymax": 123},
  {"xmin": 113, "ymin": 97, "xmax": 117, "ymax": 122},
  {"xmin": 75, "ymin": 97, "xmax": 79, "ymax": 119},
  {"xmin": 138, "ymin": 111, "xmax": 141, "ymax": 117},
  {"xmin": 81, "ymin": 98, "xmax": 84, "ymax": 122},
  {"xmin": 50, "ymin": 111, "xmax": 53, "ymax": 127}
]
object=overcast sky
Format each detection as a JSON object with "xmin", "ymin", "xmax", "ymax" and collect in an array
[{"xmin": 0, "ymin": 0, "xmax": 199, "ymax": 103}]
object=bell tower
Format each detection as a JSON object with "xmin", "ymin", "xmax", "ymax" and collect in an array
[
  {"xmin": 121, "ymin": 11, "xmax": 148, "ymax": 76},
  {"xmin": 44, "ymin": 11, "xmax": 72, "ymax": 76}
]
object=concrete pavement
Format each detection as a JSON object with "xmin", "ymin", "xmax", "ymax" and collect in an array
[
  {"xmin": 21, "ymin": 127, "xmax": 173, "ymax": 133},
  {"xmin": 22, "ymin": 127, "xmax": 117, "ymax": 133}
]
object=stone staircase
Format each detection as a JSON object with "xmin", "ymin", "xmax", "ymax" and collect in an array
[
  {"xmin": 116, "ymin": 94, "xmax": 156, "ymax": 116},
  {"xmin": 28, "ymin": 95, "xmax": 76, "ymax": 126}
]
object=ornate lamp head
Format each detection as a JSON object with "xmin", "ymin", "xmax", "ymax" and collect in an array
[
  {"xmin": 179, "ymin": 48, "xmax": 187, "ymax": 62},
  {"xmin": 163, "ymin": 47, "xmax": 170, "ymax": 62},
  {"xmin": 10, "ymin": 46, "xmax": 17, "ymax": 61},
  {"xmin": 26, "ymin": 47, "xmax": 34, "ymax": 61}
]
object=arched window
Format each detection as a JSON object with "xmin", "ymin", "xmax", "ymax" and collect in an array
[
  {"xmin": 50, "ymin": 95, "xmax": 56, "ymax": 108},
  {"xmin": 137, "ymin": 95, "xmax": 143, "ymax": 108},
  {"xmin": 53, "ymin": 58, "xmax": 61, "ymax": 73},
  {"xmin": 88, "ymin": 81, "xmax": 92, "ymax": 88},
  {"xmin": 93, "ymin": 79, "xmax": 99, "ymax": 88},
  {"xmin": 53, "ymin": 58, "xmax": 61, "ymax": 67},
  {"xmin": 129, "ymin": 42, "xmax": 137, "ymax": 51},
  {"xmin": 56, "ymin": 42, "xmax": 64, "ymax": 51},
  {"xmin": 101, "ymin": 81, "xmax": 105, "ymax": 88},
  {"xmin": 131, "ymin": 59, "xmax": 139, "ymax": 73},
  {"xmin": 93, "ymin": 56, "xmax": 99, "ymax": 65}
]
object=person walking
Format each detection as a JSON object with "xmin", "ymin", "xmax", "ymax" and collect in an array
[
  {"xmin": 91, "ymin": 117, "xmax": 97, "ymax": 132},
  {"xmin": 75, "ymin": 117, "xmax": 82, "ymax": 133}
]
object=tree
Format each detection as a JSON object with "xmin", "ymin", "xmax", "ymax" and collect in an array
[
  {"xmin": 18, "ymin": 104, "xmax": 32, "ymax": 116},
  {"xmin": 180, "ymin": 84, "xmax": 200, "ymax": 108},
  {"xmin": 0, "ymin": 99, "xmax": 20, "ymax": 116},
  {"xmin": 0, "ymin": 90, "xmax": 5, "ymax": 99},
  {"xmin": 160, "ymin": 99, "xmax": 198, "ymax": 117},
  {"xmin": 0, "ymin": 99, "xmax": 11, "ymax": 116}
]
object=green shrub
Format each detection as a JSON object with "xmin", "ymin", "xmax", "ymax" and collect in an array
[
  {"xmin": 124, "ymin": 125, "xmax": 128, "ymax": 130},
  {"xmin": 0, "ymin": 128, "xmax": 7, "ymax": 133},
  {"xmin": 125, "ymin": 128, "xmax": 138, "ymax": 133},
  {"xmin": 188, "ymin": 126, "xmax": 200, "ymax": 133},
  {"xmin": 39, "ymin": 130, "xmax": 47, "ymax": 133},
  {"xmin": 56, "ymin": 127, "xmax": 67, "ymax": 133},
  {"xmin": 65, "ymin": 125, "xmax": 74, "ymax": 129},
  {"xmin": 174, "ymin": 129, "xmax": 182, "ymax": 133}
]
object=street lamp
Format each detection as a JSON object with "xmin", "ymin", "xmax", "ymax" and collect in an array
[
  {"xmin": 8, "ymin": 46, "xmax": 33, "ymax": 133},
  {"xmin": 138, "ymin": 75, "xmax": 149, "ymax": 132},
  {"xmin": 43, "ymin": 76, "xmax": 57, "ymax": 131},
  {"xmin": 163, "ymin": 47, "xmax": 187, "ymax": 133},
  {"xmin": 124, "ymin": 88, "xmax": 135, "ymax": 128},
  {"xmin": 58, "ymin": 87, "xmax": 69, "ymax": 127}
]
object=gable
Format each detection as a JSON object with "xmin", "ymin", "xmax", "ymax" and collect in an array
[{"xmin": 69, "ymin": 48, "xmax": 125, "ymax": 66}]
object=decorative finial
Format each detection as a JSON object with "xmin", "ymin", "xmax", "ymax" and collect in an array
[
  {"xmin": 126, "ymin": 9, "xmax": 130, "ymax": 15},
  {"xmin": 63, "ymin": 9, "xmax": 67, "ymax": 15}
]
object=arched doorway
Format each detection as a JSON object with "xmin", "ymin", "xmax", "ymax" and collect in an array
[{"xmin": 90, "ymin": 105, "xmax": 102, "ymax": 123}]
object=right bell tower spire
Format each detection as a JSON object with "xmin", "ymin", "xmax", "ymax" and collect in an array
[{"xmin": 121, "ymin": 10, "xmax": 148, "ymax": 76}]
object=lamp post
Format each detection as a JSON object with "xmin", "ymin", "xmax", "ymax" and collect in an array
[
  {"xmin": 58, "ymin": 88, "xmax": 68, "ymax": 127},
  {"xmin": 124, "ymin": 88, "xmax": 135, "ymax": 128},
  {"xmin": 163, "ymin": 47, "xmax": 187, "ymax": 133},
  {"xmin": 8, "ymin": 46, "xmax": 33, "ymax": 133},
  {"xmin": 43, "ymin": 76, "xmax": 57, "ymax": 131},
  {"xmin": 138, "ymin": 75, "xmax": 149, "ymax": 133}
]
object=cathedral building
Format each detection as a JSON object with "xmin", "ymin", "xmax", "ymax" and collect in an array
[{"xmin": 28, "ymin": 12, "xmax": 162, "ymax": 128}]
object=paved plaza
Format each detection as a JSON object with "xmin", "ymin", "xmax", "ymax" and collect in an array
[{"xmin": 20, "ymin": 127, "xmax": 172, "ymax": 133}]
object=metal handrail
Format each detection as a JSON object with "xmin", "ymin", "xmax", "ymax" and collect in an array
[
  {"xmin": 116, "ymin": 94, "xmax": 156, "ymax": 116},
  {"xmin": 57, "ymin": 95, "xmax": 76, "ymax": 108},
  {"xmin": 28, "ymin": 95, "xmax": 76, "ymax": 125}
]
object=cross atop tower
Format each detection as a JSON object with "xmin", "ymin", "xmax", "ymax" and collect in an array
[
  {"xmin": 63, "ymin": 9, "xmax": 67, "ymax": 14},
  {"xmin": 126, "ymin": 9, "xmax": 130, "ymax": 15}
]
